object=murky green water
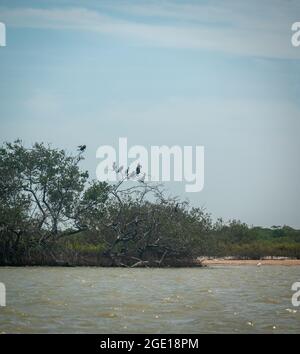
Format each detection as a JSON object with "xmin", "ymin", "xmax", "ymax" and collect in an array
[{"xmin": 0, "ymin": 266, "xmax": 299, "ymax": 333}]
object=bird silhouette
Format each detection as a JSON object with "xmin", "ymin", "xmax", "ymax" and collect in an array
[
  {"xmin": 78, "ymin": 145, "xmax": 86, "ymax": 152},
  {"xmin": 136, "ymin": 163, "xmax": 141, "ymax": 175}
]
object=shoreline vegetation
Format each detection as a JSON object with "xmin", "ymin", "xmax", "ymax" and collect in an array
[
  {"xmin": 200, "ymin": 257, "xmax": 300, "ymax": 266},
  {"xmin": 1, "ymin": 141, "xmax": 300, "ymax": 267}
]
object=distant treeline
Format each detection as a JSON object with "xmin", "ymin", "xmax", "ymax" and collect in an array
[
  {"xmin": 0, "ymin": 141, "xmax": 299, "ymax": 267},
  {"xmin": 200, "ymin": 223, "xmax": 300, "ymax": 259}
]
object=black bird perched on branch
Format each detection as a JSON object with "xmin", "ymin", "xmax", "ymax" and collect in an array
[
  {"xmin": 136, "ymin": 163, "xmax": 141, "ymax": 175},
  {"xmin": 78, "ymin": 145, "xmax": 86, "ymax": 152}
]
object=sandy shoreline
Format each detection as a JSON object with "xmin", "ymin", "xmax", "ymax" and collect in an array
[{"xmin": 200, "ymin": 258, "xmax": 300, "ymax": 266}]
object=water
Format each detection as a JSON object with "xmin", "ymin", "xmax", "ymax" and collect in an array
[{"xmin": 0, "ymin": 266, "xmax": 299, "ymax": 333}]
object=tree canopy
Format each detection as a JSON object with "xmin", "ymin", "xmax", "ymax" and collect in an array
[{"xmin": 0, "ymin": 140, "xmax": 299, "ymax": 266}]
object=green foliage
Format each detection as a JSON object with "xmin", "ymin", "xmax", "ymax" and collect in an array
[
  {"xmin": 200, "ymin": 224, "xmax": 300, "ymax": 259},
  {"xmin": 0, "ymin": 140, "xmax": 300, "ymax": 266},
  {"xmin": 0, "ymin": 141, "xmax": 110, "ymax": 264}
]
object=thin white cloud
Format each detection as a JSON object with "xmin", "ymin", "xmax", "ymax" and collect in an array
[
  {"xmin": 105, "ymin": 0, "xmax": 300, "ymax": 31},
  {"xmin": 0, "ymin": 4, "xmax": 299, "ymax": 59}
]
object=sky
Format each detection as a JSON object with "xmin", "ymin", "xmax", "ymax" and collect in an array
[{"xmin": 0, "ymin": 0, "xmax": 300, "ymax": 227}]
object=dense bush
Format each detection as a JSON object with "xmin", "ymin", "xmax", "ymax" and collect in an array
[{"xmin": 0, "ymin": 141, "xmax": 299, "ymax": 266}]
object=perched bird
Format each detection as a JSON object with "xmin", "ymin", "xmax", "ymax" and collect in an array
[
  {"xmin": 174, "ymin": 202, "xmax": 179, "ymax": 212},
  {"xmin": 136, "ymin": 163, "xmax": 141, "ymax": 175},
  {"xmin": 78, "ymin": 145, "xmax": 86, "ymax": 152},
  {"xmin": 125, "ymin": 167, "xmax": 129, "ymax": 178}
]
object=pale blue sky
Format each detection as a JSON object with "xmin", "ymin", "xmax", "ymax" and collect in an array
[{"xmin": 0, "ymin": 0, "xmax": 300, "ymax": 227}]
